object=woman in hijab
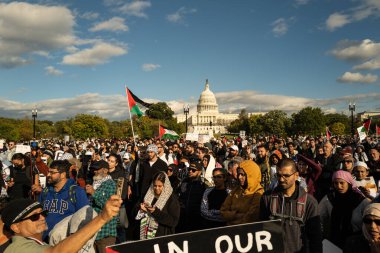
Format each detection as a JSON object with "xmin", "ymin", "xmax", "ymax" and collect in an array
[
  {"xmin": 344, "ymin": 203, "xmax": 380, "ymax": 253},
  {"xmin": 136, "ymin": 172, "xmax": 180, "ymax": 239},
  {"xmin": 220, "ymin": 160, "xmax": 263, "ymax": 225},
  {"xmin": 319, "ymin": 170, "xmax": 370, "ymax": 248}
]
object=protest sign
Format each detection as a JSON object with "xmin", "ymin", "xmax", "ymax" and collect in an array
[
  {"xmin": 185, "ymin": 133, "xmax": 199, "ymax": 142},
  {"xmin": 198, "ymin": 134, "xmax": 210, "ymax": 144},
  {"xmin": 15, "ymin": 144, "xmax": 31, "ymax": 154},
  {"xmin": 107, "ymin": 220, "xmax": 283, "ymax": 253}
]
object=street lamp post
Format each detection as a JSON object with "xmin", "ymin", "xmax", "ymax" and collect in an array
[
  {"xmin": 32, "ymin": 109, "xmax": 38, "ymax": 139},
  {"xmin": 349, "ymin": 102, "xmax": 355, "ymax": 138},
  {"xmin": 183, "ymin": 105, "xmax": 189, "ymax": 133}
]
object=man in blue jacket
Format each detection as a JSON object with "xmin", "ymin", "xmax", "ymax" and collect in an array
[{"xmin": 38, "ymin": 160, "xmax": 89, "ymax": 241}]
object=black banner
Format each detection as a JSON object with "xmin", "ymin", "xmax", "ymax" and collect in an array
[{"xmin": 106, "ymin": 220, "xmax": 283, "ymax": 253}]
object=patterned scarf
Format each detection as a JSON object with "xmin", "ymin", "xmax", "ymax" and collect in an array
[
  {"xmin": 136, "ymin": 173, "xmax": 173, "ymax": 239},
  {"xmin": 93, "ymin": 175, "xmax": 112, "ymax": 190}
]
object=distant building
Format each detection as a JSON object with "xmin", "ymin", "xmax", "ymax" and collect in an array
[
  {"xmin": 176, "ymin": 80, "xmax": 239, "ymax": 134},
  {"xmin": 357, "ymin": 111, "xmax": 380, "ymax": 121}
]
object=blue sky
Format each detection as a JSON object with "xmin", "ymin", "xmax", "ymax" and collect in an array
[{"xmin": 1, "ymin": 0, "xmax": 380, "ymax": 121}]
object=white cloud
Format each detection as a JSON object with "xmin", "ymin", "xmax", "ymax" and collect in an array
[
  {"xmin": 1, "ymin": 90, "xmax": 380, "ymax": 121},
  {"xmin": 142, "ymin": 63, "xmax": 161, "ymax": 71},
  {"xmin": 330, "ymin": 39, "xmax": 380, "ymax": 61},
  {"xmin": 337, "ymin": 72, "xmax": 378, "ymax": 83},
  {"xmin": 90, "ymin": 17, "xmax": 129, "ymax": 32},
  {"xmin": 0, "ymin": 2, "xmax": 75, "ymax": 68},
  {"xmin": 353, "ymin": 57, "xmax": 380, "ymax": 70},
  {"xmin": 45, "ymin": 66, "xmax": 63, "ymax": 76},
  {"xmin": 166, "ymin": 7, "xmax": 197, "ymax": 24},
  {"xmin": 325, "ymin": 0, "xmax": 380, "ymax": 31},
  {"xmin": 271, "ymin": 18, "xmax": 288, "ymax": 37},
  {"xmin": 62, "ymin": 42, "xmax": 127, "ymax": 66},
  {"xmin": 119, "ymin": 1, "xmax": 151, "ymax": 18},
  {"xmin": 80, "ymin": 11, "xmax": 99, "ymax": 20},
  {"xmin": 326, "ymin": 13, "xmax": 350, "ymax": 31}
]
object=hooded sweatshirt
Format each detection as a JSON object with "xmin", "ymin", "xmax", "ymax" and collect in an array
[
  {"xmin": 39, "ymin": 178, "xmax": 89, "ymax": 239},
  {"xmin": 220, "ymin": 160, "xmax": 264, "ymax": 225}
]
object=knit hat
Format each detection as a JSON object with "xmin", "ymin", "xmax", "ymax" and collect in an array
[
  {"xmin": 229, "ymin": 145, "xmax": 239, "ymax": 151},
  {"xmin": 147, "ymin": 144, "xmax": 158, "ymax": 154},
  {"xmin": 1, "ymin": 199, "xmax": 43, "ymax": 228},
  {"xmin": 354, "ymin": 161, "xmax": 368, "ymax": 170},
  {"xmin": 271, "ymin": 150, "xmax": 283, "ymax": 160}
]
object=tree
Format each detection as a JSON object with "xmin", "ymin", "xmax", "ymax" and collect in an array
[
  {"xmin": 260, "ymin": 110, "xmax": 290, "ymax": 137},
  {"xmin": 325, "ymin": 113, "xmax": 350, "ymax": 134},
  {"xmin": 70, "ymin": 114, "xmax": 109, "ymax": 139},
  {"xmin": 291, "ymin": 107, "xmax": 325, "ymax": 136},
  {"xmin": 145, "ymin": 102, "xmax": 174, "ymax": 120},
  {"xmin": 330, "ymin": 122, "xmax": 345, "ymax": 136}
]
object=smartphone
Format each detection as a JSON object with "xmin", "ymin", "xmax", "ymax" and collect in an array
[{"xmin": 116, "ymin": 177, "xmax": 124, "ymax": 198}]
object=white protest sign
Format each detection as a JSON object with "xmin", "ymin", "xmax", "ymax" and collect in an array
[
  {"xmin": 0, "ymin": 139, "xmax": 5, "ymax": 150},
  {"xmin": 239, "ymin": 130, "xmax": 246, "ymax": 139},
  {"xmin": 198, "ymin": 134, "xmax": 210, "ymax": 144},
  {"xmin": 15, "ymin": 145, "xmax": 31, "ymax": 154},
  {"xmin": 186, "ymin": 133, "xmax": 199, "ymax": 142}
]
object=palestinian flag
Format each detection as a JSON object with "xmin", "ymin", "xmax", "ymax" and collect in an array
[
  {"xmin": 159, "ymin": 126, "xmax": 179, "ymax": 140},
  {"xmin": 363, "ymin": 118, "xmax": 371, "ymax": 132},
  {"xmin": 326, "ymin": 127, "xmax": 331, "ymax": 140},
  {"xmin": 125, "ymin": 87, "xmax": 151, "ymax": 117}
]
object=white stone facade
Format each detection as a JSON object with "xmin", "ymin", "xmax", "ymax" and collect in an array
[{"xmin": 176, "ymin": 80, "xmax": 239, "ymax": 134}]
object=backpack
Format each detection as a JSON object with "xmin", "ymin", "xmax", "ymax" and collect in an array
[
  {"xmin": 41, "ymin": 184, "xmax": 78, "ymax": 205},
  {"xmin": 269, "ymin": 191, "xmax": 307, "ymax": 224}
]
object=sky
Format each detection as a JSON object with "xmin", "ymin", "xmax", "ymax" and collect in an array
[{"xmin": 1, "ymin": 0, "xmax": 380, "ymax": 121}]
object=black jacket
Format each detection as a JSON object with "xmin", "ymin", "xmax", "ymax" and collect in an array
[
  {"xmin": 150, "ymin": 194, "xmax": 180, "ymax": 237},
  {"xmin": 139, "ymin": 158, "xmax": 168, "ymax": 200}
]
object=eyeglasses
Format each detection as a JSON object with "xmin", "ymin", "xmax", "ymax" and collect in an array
[
  {"xmin": 276, "ymin": 171, "xmax": 297, "ymax": 179},
  {"xmin": 363, "ymin": 218, "xmax": 380, "ymax": 226},
  {"xmin": 47, "ymin": 170, "xmax": 60, "ymax": 175},
  {"xmin": 157, "ymin": 146, "xmax": 163, "ymax": 149},
  {"xmin": 213, "ymin": 175, "xmax": 224, "ymax": 180},
  {"xmin": 344, "ymin": 160, "xmax": 353, "ymax": 163},
  {"xmin": 19, "ymin": 210, "xmax": 48, "ymax": 222}
]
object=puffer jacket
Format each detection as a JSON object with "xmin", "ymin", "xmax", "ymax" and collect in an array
[{"xmin": 220, "ymin": 160, "xmax": 263, "ymax": 225}]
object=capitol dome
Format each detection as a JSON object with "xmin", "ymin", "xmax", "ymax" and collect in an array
[{"xmin": 197, "ymin": 79, "xmax": 219, "ymax": 113}]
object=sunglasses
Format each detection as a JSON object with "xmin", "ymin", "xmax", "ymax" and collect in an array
[
  {"xmin": 237, "ymin": 173, "xmax": 246, "ymax": 177},
  {"xmin": 363, "ymin": 218, "xmax": 380, "ymax": 226},
  {"xmin": 19, "ymin": 210, "xmax": 48, "ymax": 222},
  {"xmin": 344, "ymin": 160, "xmax": 353, "ymax": 163},
  {"xmin": 213, "ymin": 175, "xmax": 224, "ymax": 180},
  {"xmin": 188, "ymin": 168, "xmax": 198, "ymax": 173}
]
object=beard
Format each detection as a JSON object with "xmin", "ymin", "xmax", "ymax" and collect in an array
[
  {"xmin": 93, "ymin": 173, "xmax": 105, "ymax": 181},
  {"xmin": 47, "ymin": 176, "xmax": 60, "ymax": 186}
]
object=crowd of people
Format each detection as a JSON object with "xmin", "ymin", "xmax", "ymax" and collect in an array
[{"xmin": 0, "ymin": 134, "xmax": 379, "ymax": 253}]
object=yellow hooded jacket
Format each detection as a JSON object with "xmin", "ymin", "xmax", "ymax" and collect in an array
[{"xmin": 220, "ymin": 160, "xmax": 264, "ymax": 225}]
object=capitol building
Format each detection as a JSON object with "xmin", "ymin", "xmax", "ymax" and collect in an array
[{"xmin": 176, "ymin": 80, "xmax": 239, "ymax": 134}]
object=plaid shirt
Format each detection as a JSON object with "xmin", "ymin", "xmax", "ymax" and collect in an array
[{"xmin": 92, "ymin": 177, "xmax": 117, "ymax": 240}]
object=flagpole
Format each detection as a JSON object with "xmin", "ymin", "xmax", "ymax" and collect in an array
[
  {"xmin": 159, "ymin": 121, "xmax": 161, "ymax": 141},
  {"xmin": 125, "ymin": 85, "xmax": 136, "ymax": 145}
]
